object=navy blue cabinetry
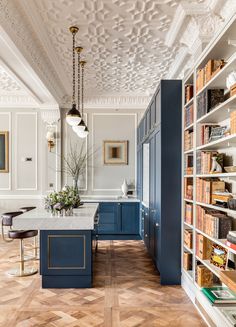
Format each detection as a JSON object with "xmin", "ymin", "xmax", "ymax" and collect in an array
[
  {"xmin": 97, "ymin": 202, "xmax": 140, "ymax": 240},
  {"xmin": 137, "ymin": 80, "xmax": 181, "ymax": 285}
]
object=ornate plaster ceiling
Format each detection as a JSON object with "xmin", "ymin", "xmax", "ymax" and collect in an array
[
  {"xmin": 17, "ymin": 0, "xmax": 210, "ymax": 98},
  {"xmin": 0, "ymin": 0, "xmax": 235, "ymax": 108},
  {"xmin": 0, "ymin": 65, "xmax": 23, "ymax": 93}
]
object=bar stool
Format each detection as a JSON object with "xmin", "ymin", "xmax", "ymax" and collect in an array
[
  {"xmin": 7, "ymin": 230, "xmax": 38, "ymax": 277},
  {"xmin": 1, "ymin": 211, "xmax": 23, "ymax": 242},
  {"xmin": 19, "ymin": 206, "xmax": 39, "ymax": 259}
]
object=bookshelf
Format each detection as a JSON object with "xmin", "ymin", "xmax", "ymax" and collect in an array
[{"xmin": 182, "ymin": 14, "xmax": 236, "ymax": 327}]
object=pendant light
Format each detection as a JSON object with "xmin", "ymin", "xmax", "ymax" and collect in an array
[
  {"xmin": 72, "ymin": 46, "xmax": 86, "ymax": 134},
  {"xmin": 77, "ymin": 60, "xmax": 89, "ymax": 138},
  {"xmin": 66, "ymin": 26, "xmax": 82, "ymax": 126}
]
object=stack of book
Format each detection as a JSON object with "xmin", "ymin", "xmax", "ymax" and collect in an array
[
  {"xmin": 185, "ymin": 203, "xmax": 193, "ymax": 225},
  {"xmin": 184, "ymin": 154, "xmax": 193, "ymax": 175},
  {"xmin": 230, "ymin": 111, "xmax": 236, "ymax": 134},
  {"xmin": 185, "ymin": 104, "xmax": 194, "ymax": 127},
  {"xmin": 227, "ymin": 231, "xmax": 236, "ymax": 251},
  {"xmin": 185, "ymin": 84, "xmax": 193, "ymax": 103},
  {"xmin": 196, "ymin": 151, "xmax": 221, "ymax": 174},
  {"xmin": 196, "ymin": 59, "xmax": 226, "ymax": 94},
  {"xmin": 184, "ymin": 130, "xmax": 193, "ymax": 151},
  {"xmin": 196, "ymin": 205, "xmax": 232, "ymax": 238},
  {"xmin": 196, "ymin": 178, "xmax": 225, "ymax": 204},
  {"xmin": 200, "ymin": 124, "xmax": 219, "ymax": 145},
  {"xmin": 197, "ymin": 89, "xmax": 224, "ymax": 119},
  {"xmin": 184, "ymin": 178, "xmax": 193, "ymax": 200},
  {"xmin": 196, "ymin": 234, "xmax": 213, "ymax": 259},
  {"xmin": 196, "ymin": 265, "xmax": 214, "ymax": 287},
  {"xmin": 184, "ymin": 229, "xmax": 193, "ymax": 249},
  {"xmin": 202, "ymin": 286, "xmax": 236, "ymax": 305},
  {"xmin": 220, "ymin": 270, "xmax": 236, "ymax": 292}
]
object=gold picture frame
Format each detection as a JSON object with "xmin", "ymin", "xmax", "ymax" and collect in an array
[
  {"xmin": 0, "ymin": 131, "xmax": 9, "ymax": 173},
  {"xmin": 103, "ymin": 140, "xmax": 128, "ymax": 165}
]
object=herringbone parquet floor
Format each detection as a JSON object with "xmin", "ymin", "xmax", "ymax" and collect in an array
[{"xmin": 0, "ymin": 239, "xmax": 206, "ymax": 327}]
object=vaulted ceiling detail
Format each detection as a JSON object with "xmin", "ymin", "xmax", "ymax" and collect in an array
[{"xmin": 0, "ymin": 0, "xmax": 235, "ymax": 108}]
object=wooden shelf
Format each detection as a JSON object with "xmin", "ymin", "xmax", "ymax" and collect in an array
[
  {"xmin": 184, "ymin": 97, "xmax": 194, "ymax": 108},
  {"xmin": 195, "ymin": 201, "xmax": 236, "ymax": 216},
  {"xmin": 195, "ymin": 228, "xmax": 236, "ymax": 256},
  {"xmin": 184, "ymin": 244, "xmax": 193, "ymax": 254},
  {"xmin": 184, "ymin": 123, "xmax": 194, "ymax": 131},
  {"xmin": 184, "ymin": 174, "xmax": 193, "ymax": 177},
  {"xmin": 184, "ymin": 198, "xmax": 193, "ymax": 203},
  {"xmin": 183, "ymin": 268, "xmax": 193, "ymax": 280},
  {"xmin": 184, "ymin": 148, "xmax": 194, "ymax": 154},
  {"xmin": 184, "ymin": 221, "xmax": 193, "ymax": 229},
  {"xmin": 197, "ymin": 93, "xmax": 236, "ymax": 124},
  {"xmin": 196, "ymin": 133, "xmax": 236, "ymax": 151},
  {"xmin": 195, "ymin": 256, "xmax": 224, "ymax": 278},
  {"xmin": 196, "ymin": 173, "xmax": 236, "ymax": 178},
  {"xmin": 196, "ymin": 53, "xmax": 236, "ymax": 97}
]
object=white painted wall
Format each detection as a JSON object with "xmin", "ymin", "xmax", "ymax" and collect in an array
[{"xmin": 62, "ymin": 109, "xmax": 143, "ymax": 197}]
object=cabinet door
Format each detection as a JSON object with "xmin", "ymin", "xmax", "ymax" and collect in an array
[
  {"xmin": 144, "ymin": 207, "xmax": 149, "ymax": 249},
  {"xmin": 154, "ymin": 131, "xmax": 161, "ymax": 269},
  {"xmin": 98, "ymin": 203, "xmax": 119, "ymax": 234},
  {"xmin": 120, "ymin": 203, "xmax": 139, "ymax": 234}
]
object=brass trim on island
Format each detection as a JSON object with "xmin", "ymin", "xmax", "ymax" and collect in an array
[{"xmin": 47, "ymin": 235, "xmax": 86, "ymax": 269}]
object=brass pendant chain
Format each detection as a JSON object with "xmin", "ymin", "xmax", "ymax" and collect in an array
[
  {"xmin": 77, "ymin": 51, "xmax": 81, "ymax": 112},
  {"xmin": 72, "ymin": 31, "xmax": 76, "ymax": 105},
  {"xmin": 81, "ymin": 62, "xmax": 84, "ymax": 119}
]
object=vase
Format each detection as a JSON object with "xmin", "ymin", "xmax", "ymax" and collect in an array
[
  {"xmin": 73, "ymin": 178, "xmax": 79, "ymax": 194},
  {"xmin": 121, "ymin": 179, "xmax": 128, "ymax": 197}
]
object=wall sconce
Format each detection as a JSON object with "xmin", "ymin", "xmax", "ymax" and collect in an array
[{"xmin": 46, "ymin": 127, "xmax": 56, "ymax": 152}]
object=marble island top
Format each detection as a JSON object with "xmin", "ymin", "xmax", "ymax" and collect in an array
[
  {"xmin": 81, "ymin": 196, "xmax": 140, "ymax": 202},
  {"xmin": 12, "ymin": 203, "xmax": 99, "ymax": 230}
]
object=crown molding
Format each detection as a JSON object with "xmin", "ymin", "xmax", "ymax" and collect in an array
[
  {"xmin": 61, "ymin": 95, "xmax": 150, "ymax": 110},
  {"xmin": 0, "ymin": 0, "xmax": 66, "ymax": 105},
  {"xmin": 0, "ymin": 94, "xmax": 38, "ymax": 108}
]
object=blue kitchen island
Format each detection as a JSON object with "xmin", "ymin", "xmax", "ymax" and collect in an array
[{"xmin": 12, "ymin": 204, "xmax": 99, "ymax": 288}]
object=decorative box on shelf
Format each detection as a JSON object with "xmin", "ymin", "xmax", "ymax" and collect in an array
[
  {"xmin": 183, "ymin": 252, "xmax": 192, "ymax": 271},
  {"xmin": 196, "ymin": 234, "xmax": 213, "ymax": 260},
  {"xmin": 184, "ymin": 229, "xmax": 193, "ymax": 249},
  {"xmin": 197, "ymin": 265, "xmax": 214, "ymax": 287}
]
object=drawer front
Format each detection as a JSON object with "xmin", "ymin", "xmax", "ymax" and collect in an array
[{"xmin": 98, "ymin": 203, "xmax": 119, "ymax": 234}]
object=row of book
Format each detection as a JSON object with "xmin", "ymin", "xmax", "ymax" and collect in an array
[
  {"xmin": 184, "ymin": 104, "xmax": 194, "ymax": 128},
  {"xmin": 196, "ymin": 59, "xmax": 225, "ymax": 94},
  {"xmin": 199, "ymin": 123, "xmax": 220, "ymax": 145},
  {"xmin": 196, "ymin": 151, "xmax": 223, "ymax": 174},
  {"xmin": 184, "ymin": 178, "xmax": 193, "ymax": 200},
  {"xmin": 185, "ymin": 84, "xmax": 193, "ymax": 104},
  {"xmin": 184, "ymin": 203, "xmax": 193, "ymax": 225},
  {"xmin": 196, "ymin": 178, "xmax": 225, "ymax": 204},
  {"xmin": 196, "ymin": 89, "xmax": 224, "ymax": 119},
  {"xmin": 196, "ymin": 205, "xmax": 232, "ymax": 239},
  {"xmin": 184, "ymin": 130, "xmax": 193, "ymax": 151},
  {"xmin": 227, "ymin": 231, "xmax": 236, "ymax": 251},
  {"xmin": 184, "ymin": 154, "xmax": 193, "ymax": 175}
]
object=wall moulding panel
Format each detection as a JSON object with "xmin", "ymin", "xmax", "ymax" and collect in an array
[
  {"xmin": 15, "ymin": 112, "xmax": 38, "ymax": 191},
  {"xmin": 91, "ymin": 113, "xmax": 137, "ymax": 192},
  {"xmin": 0, "ymin": 112, "xmax": 11, "ymax": 191}
]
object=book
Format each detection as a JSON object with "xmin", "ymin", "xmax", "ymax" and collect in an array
[
  {"xmin": 196, "ymin": 234, "xmax": 212, "ymax": 260},
  {"xmin": 197, "ymin": 265, "xmax": 213, "ymax": 287},
  {"xmin": 202, "ymin": 286, "xmax": 236, "ymax": 304},
  {"xmin": 220, "ymin": 271, "xmax": 236, "ymax": 292},
  {"xmin": 197, "ymin": 90, "xmax": 224, "ymax": 119},
  {"xmin": 227, "ymin": 234, "xmax": 236, "ymax": 244},
  {"xmin": 226, "ymin": 241, "xmax": 236, "ymax": 251}
]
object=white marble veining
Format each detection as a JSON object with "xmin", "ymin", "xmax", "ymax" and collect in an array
[
  {"xmin": 12, "ymin": 204, "xmax": 99, "ymax": 230},
  {"xmin": 81, "ymin": 197, "xmax": 140, "ymax": 203}
]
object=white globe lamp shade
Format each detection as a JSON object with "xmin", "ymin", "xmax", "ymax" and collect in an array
[
  {"xmin": 66, "ymin": 104, "xmax": 81, "ymax": 126},
  {"xmin": 77, "ymin": 127, "xmax": 89, "ymax": 138}
]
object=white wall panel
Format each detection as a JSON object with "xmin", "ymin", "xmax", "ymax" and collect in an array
[
  {"xmin": 0, "ymin": 112, "xmax": 11, "ymax": 190},
  {"xmin": 15, "ymin": 112, "xmax": 37, "ymax": 190}
]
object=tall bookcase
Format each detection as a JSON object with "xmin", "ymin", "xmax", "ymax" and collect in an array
[{"xmin": 182, "ymin": 14, "xmax": 236, "ymax": 327}]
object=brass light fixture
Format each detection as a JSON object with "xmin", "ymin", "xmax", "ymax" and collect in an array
[
  {"xmin": 66, "ymin": 26, "xmax": 82, "ymax": 126},
  {"xmin": 77, "ymin": 60, "xmax": 89, "ymax": 138},
  {"xmin": 72, "ymin": 46, "xmax": 86, "ymax": 135}
]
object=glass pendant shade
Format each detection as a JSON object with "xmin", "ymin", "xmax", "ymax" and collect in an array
[
  {"xmin": 77, "ymin": 126, "xmax": 89, "ymax": 138},
  {"xmin": 66, "ymin": 104, "xmax": 81, "ymax": 126}
]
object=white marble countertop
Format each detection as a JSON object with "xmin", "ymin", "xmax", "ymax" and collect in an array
[
  {"xmin": 81, "ymin": 196, "xmax": 140, "ymax": 203},
  {"xmin": 12, "ymin": 203, "xmax": 99, "ymax": 230}
]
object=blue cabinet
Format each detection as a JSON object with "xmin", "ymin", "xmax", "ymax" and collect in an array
[
  {"xmin": 97, "ymin": 202, "xmax": 140, "ymax": 240},
  {"xmin": 137, "ymin": 80, "xmax": 182, "ymax": 285}
]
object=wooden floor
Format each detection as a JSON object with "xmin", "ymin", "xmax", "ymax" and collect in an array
[{"xmin": 0, "ymin": 239, "xmax": 206, "ymax": 327}]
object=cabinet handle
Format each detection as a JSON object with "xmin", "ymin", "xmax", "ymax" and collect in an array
[
  {"xmin": 151, "ymin": 209, "xmax": 156, "ymax": 213},
  {"xmin": 118, "ymin": 203, "xmax": 121, "ymax": 206},
  {"xmin": 155, "ymin": 223, "xmax": 159, "ymax": 227},
  {"xmin": 145, "ymin": 234, "xmax": 148, "ymax": 237},
  {"xmin": 141, "ymin": 217, "xmax": 144, "ymax": 221},
  {"xmin": 145, "ymin": 213, "xmax": 148, "ymax": 216}
]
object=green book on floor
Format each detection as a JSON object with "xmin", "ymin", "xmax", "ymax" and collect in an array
[{"xmin": 202, "ymin": 287, "xmax": 236, "ymax": 304}]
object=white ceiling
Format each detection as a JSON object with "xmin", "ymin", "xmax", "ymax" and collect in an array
[{"xmin": 0, "ymin": 0, "xmax": 235, "ymax": 108}]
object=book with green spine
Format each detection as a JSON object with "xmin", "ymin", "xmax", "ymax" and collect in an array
[{"xmin": 202, "ymin": 287, "xmax": 236, "ymax": 304}]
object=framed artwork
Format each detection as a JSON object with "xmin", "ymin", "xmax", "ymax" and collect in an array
[
  {"xmin": 0, "ymin": 131, "xmax": 9, "ymax": 173},
  {"xmin": 210, "ymin": 244, "xmax": 228, "ymax": 270},
  {"xmin": 103, "ymin": 140, "xmax": 128, "ymax": 165}
]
